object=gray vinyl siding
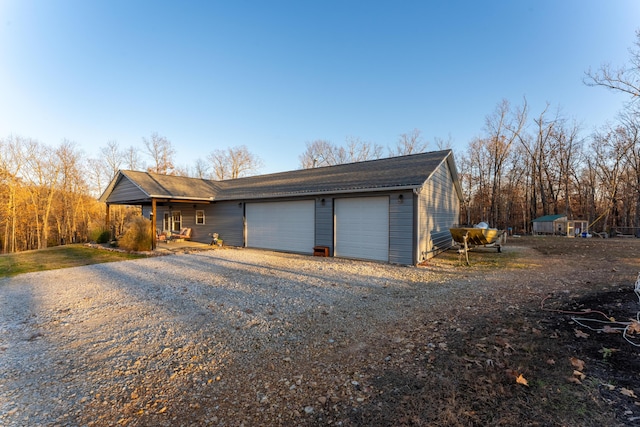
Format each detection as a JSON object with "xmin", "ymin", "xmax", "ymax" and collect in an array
[
  {"xmin": 389, "ymin": 191, "xmax": 414, "ymax": 265},
  {"xmin": 417, "ymin": 160, "xmax": 460, "ymax": 261},
  {"xmin": 107, "ymin": 178, "xmax": 147, "ymax": 203},
  {"xmin": 315, "ymin": 198, "xmax": 333, "ymax": 253},
  {"xmin": 149, "ymin": 203, "xmax": 238, "ymax": 244},
  {"xmin": 209, "ymin": 201, "xmax": 245, "ymax": 247}
]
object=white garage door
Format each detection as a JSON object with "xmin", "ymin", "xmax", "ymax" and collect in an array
[
  {"xmin": 335, "ymin": 197, "xmax": 389, "ymax": 261},
  {"xmin": 246, "ymin": 200, "xmax": 315, "ymax": 254}
]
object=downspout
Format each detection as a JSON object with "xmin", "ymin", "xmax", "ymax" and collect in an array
[{"xmin": 413, "ymin": 187, "xmax": 421, "ymax": 264}]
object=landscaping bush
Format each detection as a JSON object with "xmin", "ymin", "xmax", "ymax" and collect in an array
[
  {"xmin": 117, "ymin": 217, "xmax": 152, "ymax": 252},
  {"xmin": 89, "ymin": 228, "xmax": 112, "ymax": 244},
  {"xmin": 97, "ymin": 230, "xmax": 111, "ymax": 244}
]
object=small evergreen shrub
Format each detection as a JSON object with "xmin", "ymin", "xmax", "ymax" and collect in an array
[
  {"xmin": 97, "ymin": 230, "xmax": 111, "ymax": 244},
  {"xmin": 118, "ymin": 217, "xmax": 152, "ymax": 252},
  {"xmin": 89, "ymin": 228, "xmax": 112, "ymax": 244}
]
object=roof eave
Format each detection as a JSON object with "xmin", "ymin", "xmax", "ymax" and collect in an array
[
  {"xmin": 213, "ymin": 185, "xmax": 421, "ymax": 201},
  {"xmin": 149, "ymin": 195, "xmax": 215, "ymax": 202}
]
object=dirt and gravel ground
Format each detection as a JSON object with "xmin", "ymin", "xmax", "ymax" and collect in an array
[{"xmin": 1, "ymin": 237, "xmax": 639, "ymax": 427}]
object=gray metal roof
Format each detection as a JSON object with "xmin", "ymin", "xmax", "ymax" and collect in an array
[
  {"xmin": 100, "ymin": 149, "xmax": 461, "ymax": 204},
  {"xmin": 122, "ymin": 170, "xmax": 220, "ymax": 199},
  {"xmin": 216, "ymin": 149, "xmax": 457, "ymax": 199}
]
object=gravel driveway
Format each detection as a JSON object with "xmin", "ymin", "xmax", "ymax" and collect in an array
[{"xmin": 0, "ymin": 247, "xmax": 467, "ymax": 426}]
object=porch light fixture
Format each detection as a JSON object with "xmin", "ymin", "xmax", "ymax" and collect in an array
[{"xmin": 398, "ymin": 194, "xmax": 404, "ymax": 203}]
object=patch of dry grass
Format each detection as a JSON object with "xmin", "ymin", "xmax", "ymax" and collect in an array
[{"xmin": 0, "ymin": 244, "xmax": 146, "ymax": 278}]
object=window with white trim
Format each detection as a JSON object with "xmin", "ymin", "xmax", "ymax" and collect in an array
[
  {"xmin": 172, "ymin": 211, "xmax": 182, "ymax": 231},
  {"xmin": 195, "ymin": 210, "xmax": 205, "ymax": 225},
  {"xmin": 163, "ymin": 212, "xmax": 170, "ymax": 231}
]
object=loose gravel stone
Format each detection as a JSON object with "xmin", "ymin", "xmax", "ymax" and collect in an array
[{"xmin": 0, "ymin": 247, "xmax": 472, "ymax": 426}]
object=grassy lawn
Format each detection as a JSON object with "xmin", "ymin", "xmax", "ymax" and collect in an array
[{"xmin": 0, "ymin": 244, "xmax": 147, "ymax": 278}]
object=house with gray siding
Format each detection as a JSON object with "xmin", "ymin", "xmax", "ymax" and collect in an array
[{"xmin": 99, "ymin": 150, "xmax": 462, "ymax": 265}]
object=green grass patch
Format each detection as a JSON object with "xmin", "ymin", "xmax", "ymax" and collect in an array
[
  {"xmin": 436, "ymin": 246, "xmax": 527, "ymax": 269},
  {"xmin": 0, "ymin": 245, "xmax": 147, "ymax": 278}
]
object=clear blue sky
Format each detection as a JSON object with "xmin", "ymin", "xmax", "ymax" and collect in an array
[{"xmin": 1, "ymin": 0, "xmax": 638, "ymax": 174}]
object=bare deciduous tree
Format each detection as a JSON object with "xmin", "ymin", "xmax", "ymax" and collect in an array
[
  {"xmin": 584, "ymin": 29, "xmax": 640, "ymax": 101},
  {"xmin": 124, "ymin": 145, "xmax": 143, "ymax": 170},
  {"xmin": 0, "ymin": 136, "xmax": 26, "ymax": 253},
  {"xmin": 483, "ymin": 98, "xmax": 528, "ymax": 227},
  {"xmin": 207, "ymin": 145, "xmax": 263, "ymax": 180},
  {"xmin": 299, "ymin": 137, "xmax": 383, "ymax": 169},
  {"xmin": 338, "ymin": 136, "xmax": 384, "ymax": 164},
  {"xmin": 299, "ymin": 140, "xmax": 336, "ymax": 168},
  {"xmin": 435, "ymin": 135, "xmax": 454, "ymax": 150},
  {"xmin": 101, "ymin": 140, "xmax": 124, "ymax": 179},
  {"xmin": 389, "ymin": 129, "xmax": 429, "ymax": 156},
  {"xmin": 21, "ymin": 140, "xmax": 61, "ymax": 249},
  {"xmin": 55, "ymin": 140, "xmax": 88, "ymax": 244},
  {"xmin": 550, "ymin": 119, "xmax": 583, "ymax": 218},
  {"xmin": 590, "ymin": 125, "xmax": 635, "ymax": 232},
  {"xmin": 619, "ymin": 112, "xmax": 640, "ymax": 235},
  {"xmin": 143, "ymin": 132, "xmax": 175, "ymax": 175},
  {"xmin": 192, "ymin": 158, "xmax": 211, "ymax": 179}
]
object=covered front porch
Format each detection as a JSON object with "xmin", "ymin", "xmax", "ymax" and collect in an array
[{"xmin": 99, "ymin": 170, "xmax": 220, "ymax": 250}]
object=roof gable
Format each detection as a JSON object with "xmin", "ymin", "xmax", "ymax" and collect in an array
[{"xmin": 99, "ymin": 170, "xmax": 219, "ymax": 204}]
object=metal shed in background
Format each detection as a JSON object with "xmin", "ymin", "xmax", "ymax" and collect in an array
[
  {"xmin": 532, "ymin": 214, "xmax": 567, "ymax": 235},
  {"xmin": 532, "ymin": 214, "xmax": 588, "ymax": 237}
]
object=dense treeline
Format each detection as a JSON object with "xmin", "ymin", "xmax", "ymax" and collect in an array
[
  {"xmin": 0, "ymin": 134, "xmax": 266, "ymax": 253},
  {"xmin": 457, "ymin": 100, "xmax": 639, "ymax": 234},
  {"xmin": 460, "ymin": 30, "xmax": 640, "ymax": 234},
  {"xmin": 0, "ymin": 137, "xmax": 137, "ymax": 252},
  {"xmin": 1, "ymin": 32, "xmax": 638, "ymax": 253},
  {"xmin": 0, "ymin": 108, "xmax": 637, "ymax": 253}
]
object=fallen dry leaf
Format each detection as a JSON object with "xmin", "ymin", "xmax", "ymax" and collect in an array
[
  {"xmin": 567, "ymin": 377, "xmax": 582, "ymax": 385},
  {"xmin": 627, "ymin": 320, "xmax": 640, "ymax": 335},
  {"xmin": 516, "ymin": 374, "xmax": 528, "ymax": 386},
  {"xmin": 620, "ymin": 388, "xmax": 637, "ymax": 398},
  {"xmin": 573, "ymin": 370, "xmax": 586, "ymax": 381},
  {"xmin": 574, "ymin": 329, "xmax": 589, "ymax": 339},
  {"xmin": 546, "ymin": 358, "xmax": 556, "ymax": 365},
  {"xmin": 570, "ymin": 357, "xmax": 585, "ymax": 371}
]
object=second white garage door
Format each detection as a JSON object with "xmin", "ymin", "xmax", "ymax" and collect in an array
[
  {"xmin": 335, "ymin": 197, "xmax": 389, "ymax": 262},
  {"xmin": 245, "ymin": 200, "xmax": 315, "ymax": 254}
]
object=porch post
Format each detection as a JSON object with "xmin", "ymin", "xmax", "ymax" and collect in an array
[
  {"xmin": 105, "ymin": 203, "xmax": 110, "ymax": 235},
  {"xmin": 151, "ymin": 199, "xmax": 157, "ymax": 250}
]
